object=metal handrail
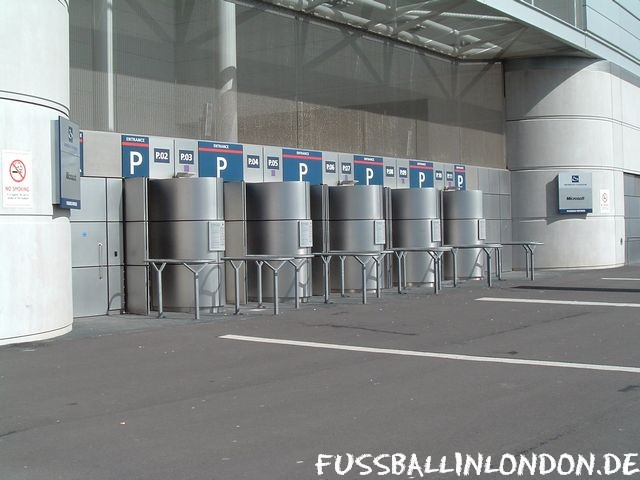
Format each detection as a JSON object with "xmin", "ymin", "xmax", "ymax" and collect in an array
[
  {"xmin": 387, "ymin": 246, "xmax": 453, "ymax": 295},
  {"xmin": 145, "ymin": 258, "xmax": 224, "ymax": 320},
  {"xmin": 221, "ymin": 254, "xmax": 313, "ymax": 315},
  {"xmin": 500, "ymin": 241, "xmax": 544, "ymax": 280},
  {"xmin": 444, "ymin": 243, "xmax": 503, "ymax": 287},
  {"xmin": 312, "ymin": 250, "xmax": 391, "ymax": 304}
]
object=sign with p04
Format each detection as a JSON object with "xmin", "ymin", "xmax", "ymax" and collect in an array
[
  {"xmin": 121, "ymin": 135, "xmax": 149, "ymax": 177},
  {"xmin": 354, "ymin": 155, "xmax": 383, "ymax": 185},
  {"xmin": 283, "ymin": 149, "xmax": 322, "ymax": 184},
  {"xmin": 198, "ymin": 142, "xmax": 244, "ymax": 181}
]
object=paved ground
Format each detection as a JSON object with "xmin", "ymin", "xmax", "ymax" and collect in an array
[{"xmin": 3, "ymin": 267, "xmax": 640, "ymax": 479}]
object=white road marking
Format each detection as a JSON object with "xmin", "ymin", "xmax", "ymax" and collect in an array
[
  {"xmin": 602, "ymin": 277, "xmax": 640, "ymax": 281},
  {"xmin": 219, "ymin": 334, "xmax": 640, "ymax": 374},
  {"xmin": 476, "ymin": 297, "xmax": 640, "ymax": 308}
]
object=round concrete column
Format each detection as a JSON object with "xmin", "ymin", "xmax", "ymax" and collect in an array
[
  {"xmin": 506, "ymin": 58, "xmax": 626, "ymax": 269},
  {"xmin": 0, "ymin": 1, "xmax": 73, "ymax": 344}
]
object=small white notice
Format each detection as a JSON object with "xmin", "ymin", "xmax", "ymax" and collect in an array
[
  {"xmin": 2, "ymin": 150, "xmax": 33, "ymax": 208},
  {"xmin": 208, "ymin": 221, "xmax": 226, "ymax": 251},
  {"xmin": 431, "ymin": 219, "xmax": 442, "ymax": 242},
  {"xmin": 374, "ymin": 220, "xmax": 386, "ymax": 245},
  {"xmin": 600, "ymin": 189, "xmax": 611, "ymax": 214},
  {"xmin": 298, "ymin": 220, "xmax": 313, "ymax": 248},
  {"xmin": 478, "ymin": 218, "xmax": 487, "ymax": 240}
]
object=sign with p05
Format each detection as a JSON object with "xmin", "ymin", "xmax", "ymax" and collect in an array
[
  {"xmin": 283, "ymin": 149, "xmax": 323, "ymax": 184},
  {"xmin": 198, "ymin": 142, "xmax": 244, "ymax": 181},
  {"xmin": 354, "ymin": 155, "xmax": 383, "ymax": 185},
  {"xmin": 121, "ymin": 135, "xmax": 149, "ymax": 177}
]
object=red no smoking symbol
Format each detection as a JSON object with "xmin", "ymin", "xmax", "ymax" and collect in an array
[{"xmin": 9, "ymin": 159, "xmax": 26, "ymax": 183}]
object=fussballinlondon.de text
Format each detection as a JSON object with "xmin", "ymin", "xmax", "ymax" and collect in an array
[{"xmin": 316, "ymin": 453, "xmax": 640, "ymax": 477}]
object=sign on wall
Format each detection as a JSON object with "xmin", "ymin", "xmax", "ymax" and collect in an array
[
  {"xmin": 282, "ymin": 149, "xmax": 323, "ymax": 184},
  {"xmin": 354, "ymin": 155, "xmax": 384, "ymax": 186},
  {"xmin": 198, "ymin": 142, "xmax": 244, "ymax": 181},
  {"xmin": 121, "ymin": 135, "xmax": 149, "ymax": 178},
  {"xmin": 409, "ymin": 161, "xmax": 434, "ymax": 188},
  {"xmin": 454, "ymin": 165, "xmax": 466, "ymax": 191},
  {"xmin": 558, "ymin": 172, "xmax": 593, "ymax": 214},
  {"xmin": 2, "ymin": 150, "xmax": 33, "ymax": 208},
  {"xmin": 57, "ymin": 117, "xmax": 81, "ymax": 209}
]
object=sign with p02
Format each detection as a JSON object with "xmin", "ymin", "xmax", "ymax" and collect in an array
[
  {"xmin": 283, "ymin": 149, "xmax": 322, "ymax": 184},
  {"xmin": 121, "ymin": 135, "xmax": 149, "ymax": 177},
  {"xmin": 354, "ymin": 155, "xmax": 383, "ymax": 185},
  {"xmin": 198, "ymin": 142, "xmax": 244, "ymax": 181}
]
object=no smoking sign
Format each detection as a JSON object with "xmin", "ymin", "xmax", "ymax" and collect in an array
[
  {"xmin": 2, "ymin": 151, "xmax": 33, "ymax": 208},
  {"xmin": 10, "ymin": 159, "xmax": 27, "ymax": 183}
]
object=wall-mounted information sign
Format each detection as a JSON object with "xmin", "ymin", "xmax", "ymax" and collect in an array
[{"xmin": 558, "ymin": 172, "xmax": 592, "ymax": 214}]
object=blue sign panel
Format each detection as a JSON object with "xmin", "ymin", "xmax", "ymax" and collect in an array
[
  {"xmin": 198, "ymin": 142, "xmax": 244, "ymax": 181},
  {"xmin": 409, "ymin": 161, "xmax": 434, "ymax": 188},
  {"xmin": 282, "ymin": 149, "xmax": 323, "ymax": 184},
  {"xmin": 121, "ymin": 135, "xmax": 149, "ymax": 178},
  {"xmin": 178, "ymin": 150, "xmax": 195, "ymax": 165},
  {"xmin": 454, "ymin": 165, "xmax": 466, "ymax": 191},
  {"xmin": 354, "ymin": 155, "xmax": 383, "ymax": 185}
]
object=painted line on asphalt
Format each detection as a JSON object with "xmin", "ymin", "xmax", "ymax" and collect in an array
[
  {"xmin": 219, "ymin": 334, "xmax": 640, "ymax": 374},
  {"xmin": 476, "ymin": 297, "xmax": 640, "ymax": 308},
  {"xmin": 602, "ymin": 277, "xmax": 640, "ymax": 281}
]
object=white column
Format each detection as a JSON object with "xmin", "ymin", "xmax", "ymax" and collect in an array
[
  {"xmin": 213, "ymin": 0, "xmax": 238, "ymax": 142},
  {"xmin": 0, "ymin": 0, "xmax": 73, "ymax": 344},
  {"xmin": 505, "ymin": 57, "xmax": 625, "ymax": 269}
]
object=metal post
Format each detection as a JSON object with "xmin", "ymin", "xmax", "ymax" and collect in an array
[
  {"xmin": 430, "ymin": 253, "xmax": 438, "ymax": 295},
  {"xmin": 293, "ymin": 261, "xmax": 300, "ymax": 309},
  {"xmin": 361, "ymin": 260, "xmax": 367, "ymax": 305},
  {"xmin": 530, "ymin": 246, "xmax": 536, "ymax": 281},
  {"xmin": 322, "ymin": 256, "xmax": 330, "ymax": 304},
  {"xmin": 256, "ymin": 260, "xmax": 264, "ymax": 308},
  {"xmin": 193, "ymin": 269, "xmax": 200, "ymax": 320},
  {"xmin": 402, "ymin": 254, "xmax": 407, "ymax": 290},
  {"xmin": 150, "ymin": 262, "xmax": 166, "ymax": 318},
  {"xmin": 339, "ymin": 256, "xmax": 346, "ymax": 297},
  {"xmin": 395, "ymin": 252, "xmax": 403, "ymax": 294},
  {"xmin": 485, "ymin": 249, "xmax": 492, "ymax": 288},
  {"xmin": 524, "ymin": 246, "xmax": 530, "ymax": 279},
  {"xmin": 375, "ymin": 256, "xmax": 381, "ymax": 299},
  {"xmin": 272, "ymin": 267, "xmax": 279, "ymax": 315},
  {"xmin": 497, "ymin": 248, "xmax": 502, "ymax": 280},
  {"xmin": 452, "ymin": 249, "xmax": 458, "ymax": 287},
  {"xmin": 231, "ymin": 261, "xmax": 242, "ymax": 315}
]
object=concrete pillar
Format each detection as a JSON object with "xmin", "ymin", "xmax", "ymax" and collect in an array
[
  {"xmin": 505, "ymin": 58, "xmax": 625, "ymax": 269},
  {"xmin": 212, "ymin": 0, "xmax": 238, "ymax": 142},
  {"xmin": 0, "ymin": 0, "xmax": 73, "ymax": 344}
]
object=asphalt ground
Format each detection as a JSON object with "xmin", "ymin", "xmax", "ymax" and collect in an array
[{"xmin": 3, "ymin": 267, "xmax": 640, "ymax": 479}]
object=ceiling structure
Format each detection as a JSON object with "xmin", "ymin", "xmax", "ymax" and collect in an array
[{"xmin": 257, "ymin": 0, "xmax": 586, "ymax": 60}]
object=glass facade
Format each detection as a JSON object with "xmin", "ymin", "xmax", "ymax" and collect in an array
[{"xmin": 70, "ymin": 0, "xmax": 505, "ymax": 168}]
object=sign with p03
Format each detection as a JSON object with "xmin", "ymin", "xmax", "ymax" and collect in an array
[
  {"xmin": 198, "ymin": 142, "xmax": 244, "ymax": 181},
  {"xmin": 354, "ymin": 155, "xmax": 383, "ymax": 185},
  {"xmin": 409, "ymin": 161, "xmax": 434, "ymax": 188},
  {"xmin": 283, "ymin": 149, "xmax": 322, "ymax": 184},
  {"xmin": 121, "ymin": 135, "xmax": 149, "ymax": 177}
]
